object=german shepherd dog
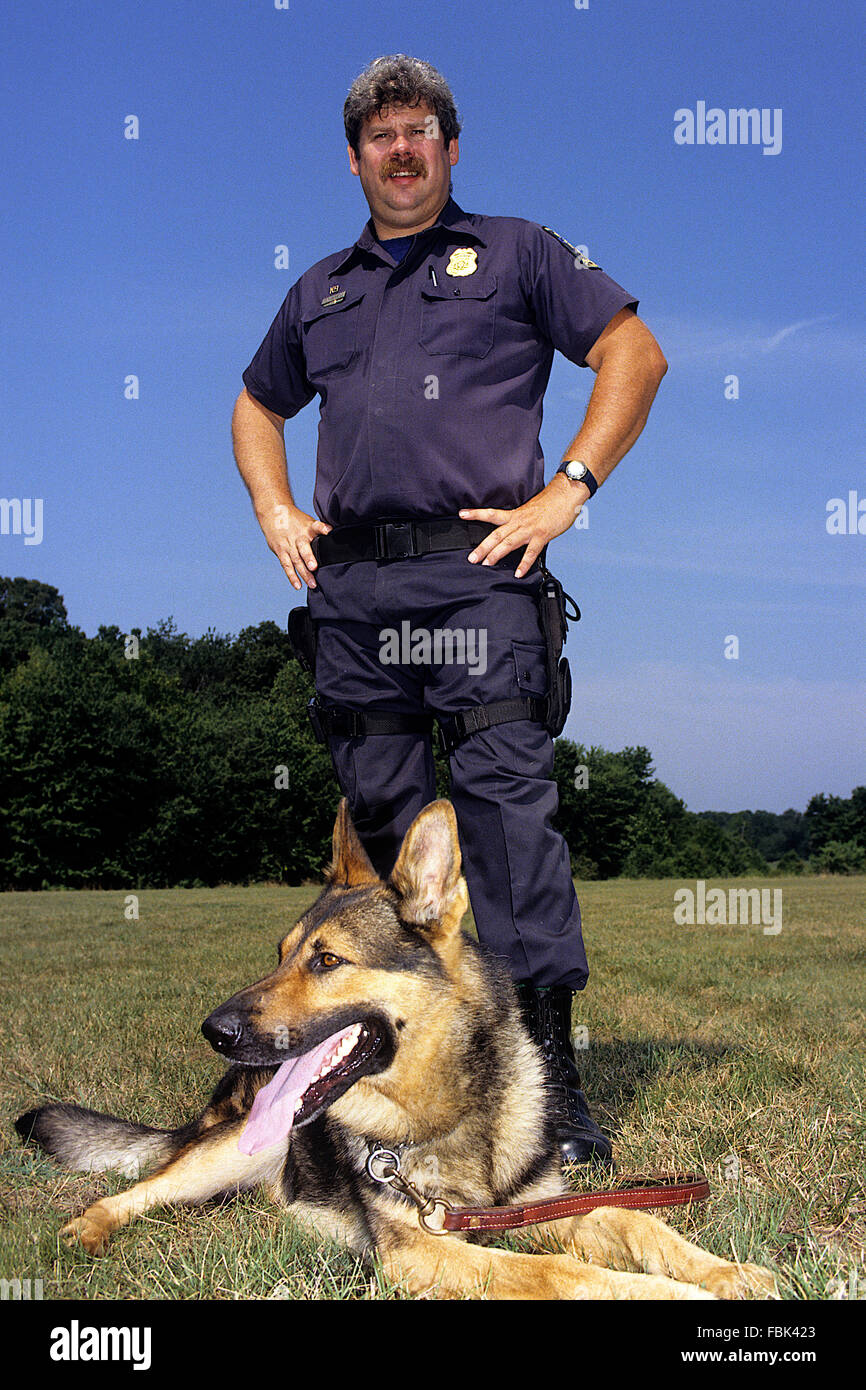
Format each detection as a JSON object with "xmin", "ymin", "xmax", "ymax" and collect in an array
[{"xmin": 17, "ymin": 800, "xmax": 776, "ymax": 1300}]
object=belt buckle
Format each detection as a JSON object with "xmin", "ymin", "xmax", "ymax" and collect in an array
[
  {"xmin": 377, "ymin": 520, "xmax": 417, "ymax": 560},
  {"xmin": 438, "ymin": 710, "xmax": 471, "ymax": 756},
  {"xmin": 339, "ymin": 709, "xmax": 364, "ymax": 738}
]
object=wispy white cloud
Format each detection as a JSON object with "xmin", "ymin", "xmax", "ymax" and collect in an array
[{"xmin": 759, "ymin": 315, "xmax": 838, "ymax": 353}]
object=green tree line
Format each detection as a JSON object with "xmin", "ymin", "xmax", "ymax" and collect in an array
[{"xmin": 1, "ymin": 577, "xmax": 863, "ymax": 889}]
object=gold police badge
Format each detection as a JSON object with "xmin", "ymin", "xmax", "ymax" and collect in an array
[{"xmin": 445, "ymin": 247, "xmax": 478, "ymax": 277}]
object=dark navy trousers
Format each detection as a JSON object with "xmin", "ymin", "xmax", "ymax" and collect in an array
[{"xmin": 307, "ymin": 549, "xmax": 588, "ymax": 991}]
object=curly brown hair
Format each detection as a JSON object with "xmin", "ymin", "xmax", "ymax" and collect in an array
[{"xmin": 343, "ymin": 55, "xmax": 461, "ymax": 154}]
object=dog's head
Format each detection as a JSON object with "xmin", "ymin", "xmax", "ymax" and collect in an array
[{"xmin": 201, "ymin": 799, "xmax": 468, "ymax": 1152}]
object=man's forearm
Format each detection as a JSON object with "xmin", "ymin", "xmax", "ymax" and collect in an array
[
  {"xmin": 231, "ymin": 389, "xmax": 295, "ymax": 521},
  {"xmin": 231, "ymin": 388, "xmax": 331, "ymax": 590},
  {"xmin": 560, "ymin": 317, "xmax": 668, "ymax": 489}
]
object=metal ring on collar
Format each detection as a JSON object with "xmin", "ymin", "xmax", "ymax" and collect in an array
[{"xmin": 365, "ymin": 1148, "xmax": 401, "ymax": 1184}]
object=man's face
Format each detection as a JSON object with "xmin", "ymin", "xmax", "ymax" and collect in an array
[{"xmin": 348, "ymin": 102, "xmax": 459, "ymax": 237}]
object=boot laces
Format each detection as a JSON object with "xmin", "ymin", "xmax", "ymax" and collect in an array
[{"xmin": 535, "ymin": 995, "xmax": 585, "ymax": 1126}]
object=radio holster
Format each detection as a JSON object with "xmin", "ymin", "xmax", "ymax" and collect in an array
[
  {"xmin": 287, "ymin": 605, "xmax": 318, "ymax": 676},
  {"xmin": 537, "ymin": 567, "xmax": 579, "ymax": 738}
]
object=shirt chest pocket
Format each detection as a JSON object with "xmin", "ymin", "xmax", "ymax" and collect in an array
[
  {"xmin": 301, "ymin": 292, "xmax": 365, "ymax": 379},
  {"xmin": 419, "ymin": 273, "xmax": 497, "ymax": 359}
]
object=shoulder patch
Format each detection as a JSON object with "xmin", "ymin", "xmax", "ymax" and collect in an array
[{"xmin": 541, "ymin": 226, "xmax": 601, "ymax": 270}]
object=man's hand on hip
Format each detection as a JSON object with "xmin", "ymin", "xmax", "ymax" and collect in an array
[
  {"xmin": 259, "ymin": 502, "xmax": 332, "ymax": 591},
  {"xmin": 460, "ymin": 475, "xmax": 587, "ymax": 577}
]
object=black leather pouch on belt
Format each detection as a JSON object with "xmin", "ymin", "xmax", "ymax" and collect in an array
[
  {"xmin": 287, "ymin": 605, "xmax": 317, "ymax": 676},
  {"xmin": 537, "ymin": 570, "xmax": 580, "ymax": 737},
  {"xmin": 287, "ymin": 607, "xmax": 326, "ymax": 742}
]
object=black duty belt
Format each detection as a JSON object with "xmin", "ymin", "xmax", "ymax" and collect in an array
[{"xmin": 314, "ymin": 517, "xmax": 496, "ymax": 567}]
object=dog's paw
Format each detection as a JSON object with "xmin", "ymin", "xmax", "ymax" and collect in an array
[
  {"xmin": 703, "ymin": 1261, "xmax": 778, "ymax": 1300},
  {"xmin": 60, "ymin": 1213, "xmax": 111, "ymax": 1256}
]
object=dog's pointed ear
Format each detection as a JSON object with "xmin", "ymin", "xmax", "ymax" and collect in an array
[
  {"xmin": 389, "ymin": 800, "xmax": 467, "ymax": 936},
  {"xmin": 326, "ymin": 799, "xmax": 381, "ymax": 888}
]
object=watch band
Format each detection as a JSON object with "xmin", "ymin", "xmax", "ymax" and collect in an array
[{"xmin": 556, "ymin": 460, "xmax": 599, "ymax": 497}]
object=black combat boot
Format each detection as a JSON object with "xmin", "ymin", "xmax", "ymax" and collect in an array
[{"xmin": 517, "ymin": 983, "xmax": 613, "ymax": 1170}]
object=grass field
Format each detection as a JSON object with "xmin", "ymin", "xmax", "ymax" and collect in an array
[{"xmin": 1, "ymin": 874, "xmax": 863, "ymax": 1301}]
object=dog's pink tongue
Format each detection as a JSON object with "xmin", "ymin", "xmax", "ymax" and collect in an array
[{"xmin": 237, "ymin": 1028, "xmax": 353, "ymax": 1155}]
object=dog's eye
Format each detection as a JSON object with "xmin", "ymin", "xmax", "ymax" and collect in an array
[{"xmin": 315, "ymin": 951, "xmax": 343, "ymax": 971}]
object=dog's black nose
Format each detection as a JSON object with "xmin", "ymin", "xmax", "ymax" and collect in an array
[{"xmin": 201, "ymin": 1009, "xmax": 245, "ymax": 1054}]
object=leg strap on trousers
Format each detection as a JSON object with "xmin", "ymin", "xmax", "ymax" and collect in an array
[
  {"xmin": 306, "ymin": 694, "xmax": 546, "ymax": 752},
  {"xmin": 307, "ymin": 698, "xmax": 435, "ymax": 743},
  {"xmin": 436, "ymin": 697, "xmax": 547, "ymax": 754}
]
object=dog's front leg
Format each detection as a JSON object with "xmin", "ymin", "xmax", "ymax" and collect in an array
[
  {"xmin": 60, "ymin": 1122, "xmax": 286, "ymax": 1255},
  {"xmin": 375, "ymin": 1225, "xmax": 718, "ymax": 1300},
  {"xmin": 527, "ymin": 1206, "xmax": 777, "ymax": 1299}
]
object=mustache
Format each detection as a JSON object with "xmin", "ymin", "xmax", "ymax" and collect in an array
[{"xmin": 380, "ymin": 157, "xmax": 427, "ymax": 181}]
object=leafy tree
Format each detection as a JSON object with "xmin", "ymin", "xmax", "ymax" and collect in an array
[
  {"xmin": 0, "ymin": 576, "xmax": 67, "ymax": 628},
  {"xmin": 698, "ymin": 807, "xmax": 809, "ymax": 862},
  {"xmin": 0, "ymin": 595, "xmax": 339, "ymax": 887},
  {"xmin": 774, "ymin": 849, "xmax": 805, "ymax": 875},
  {"xmin": 0, "ymin": 577, "xmax": 71, "ymax": 673},
  {"xmin": 0, "ymin": 632, "xmax": 186, "ymax": 886},
  {"xmin": 668, "ymin": 813, "xmax": 768, "ymax": 878},
  {"xmin": 805, "ymin": 789, "xmax": 866, "ymax": 854},
  {"xmin": 620, "ymin": 797, "xmax": 679, "ymax": 878},
  {"xmin": 554, "ymin": 741, "xmax": 679, "ymax": 878},
  {"xmin": 808, "ymin": 839, "xmax": 866, "ymax": 875}
]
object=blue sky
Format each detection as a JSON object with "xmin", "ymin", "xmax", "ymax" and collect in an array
[{"xmin": 3, "ymin": 0, "xmax": 863, "ymax": 814}]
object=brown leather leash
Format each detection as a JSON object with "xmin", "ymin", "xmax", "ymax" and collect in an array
[
  {"xmin": 366, "ymin": 1148, "xmax": 710, "ymax": 1236},
  {"xmin": 441, "ymin": 1172, "xmax": 710, "ymax": 1233}
]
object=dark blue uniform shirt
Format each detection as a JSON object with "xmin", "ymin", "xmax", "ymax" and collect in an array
[{"xmin": 243, "ymin": 198, "xmax": 637, "ymax": 528}]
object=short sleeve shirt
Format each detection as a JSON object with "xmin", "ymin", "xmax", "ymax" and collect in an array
[{"xmin": 242, "ymin": 198, "xmax": 637, "ymax": 527}]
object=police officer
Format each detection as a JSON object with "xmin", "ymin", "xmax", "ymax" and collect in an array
[{"xmin": 232, "ymin": 55, "xmax": 667, "ymax": 1171}]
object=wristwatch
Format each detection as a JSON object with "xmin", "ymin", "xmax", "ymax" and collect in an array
[{"xmin": 556, "ymin": 459, "xmax": 598, "ymax": 497}]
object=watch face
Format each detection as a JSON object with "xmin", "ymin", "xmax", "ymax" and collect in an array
[{"xmin": 565, "ymin": 461, "xmax": 587, "ymax": 481}]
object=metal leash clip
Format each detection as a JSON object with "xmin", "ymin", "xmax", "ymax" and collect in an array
[{"xmin": 365, "ymin": 1146, "xmax": 453, "ymax": 1235}]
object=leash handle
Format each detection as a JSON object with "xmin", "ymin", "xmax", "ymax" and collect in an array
[{"xmin": 441, "ymin": 1173, "xmax": 710, "ymax": 1233}]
